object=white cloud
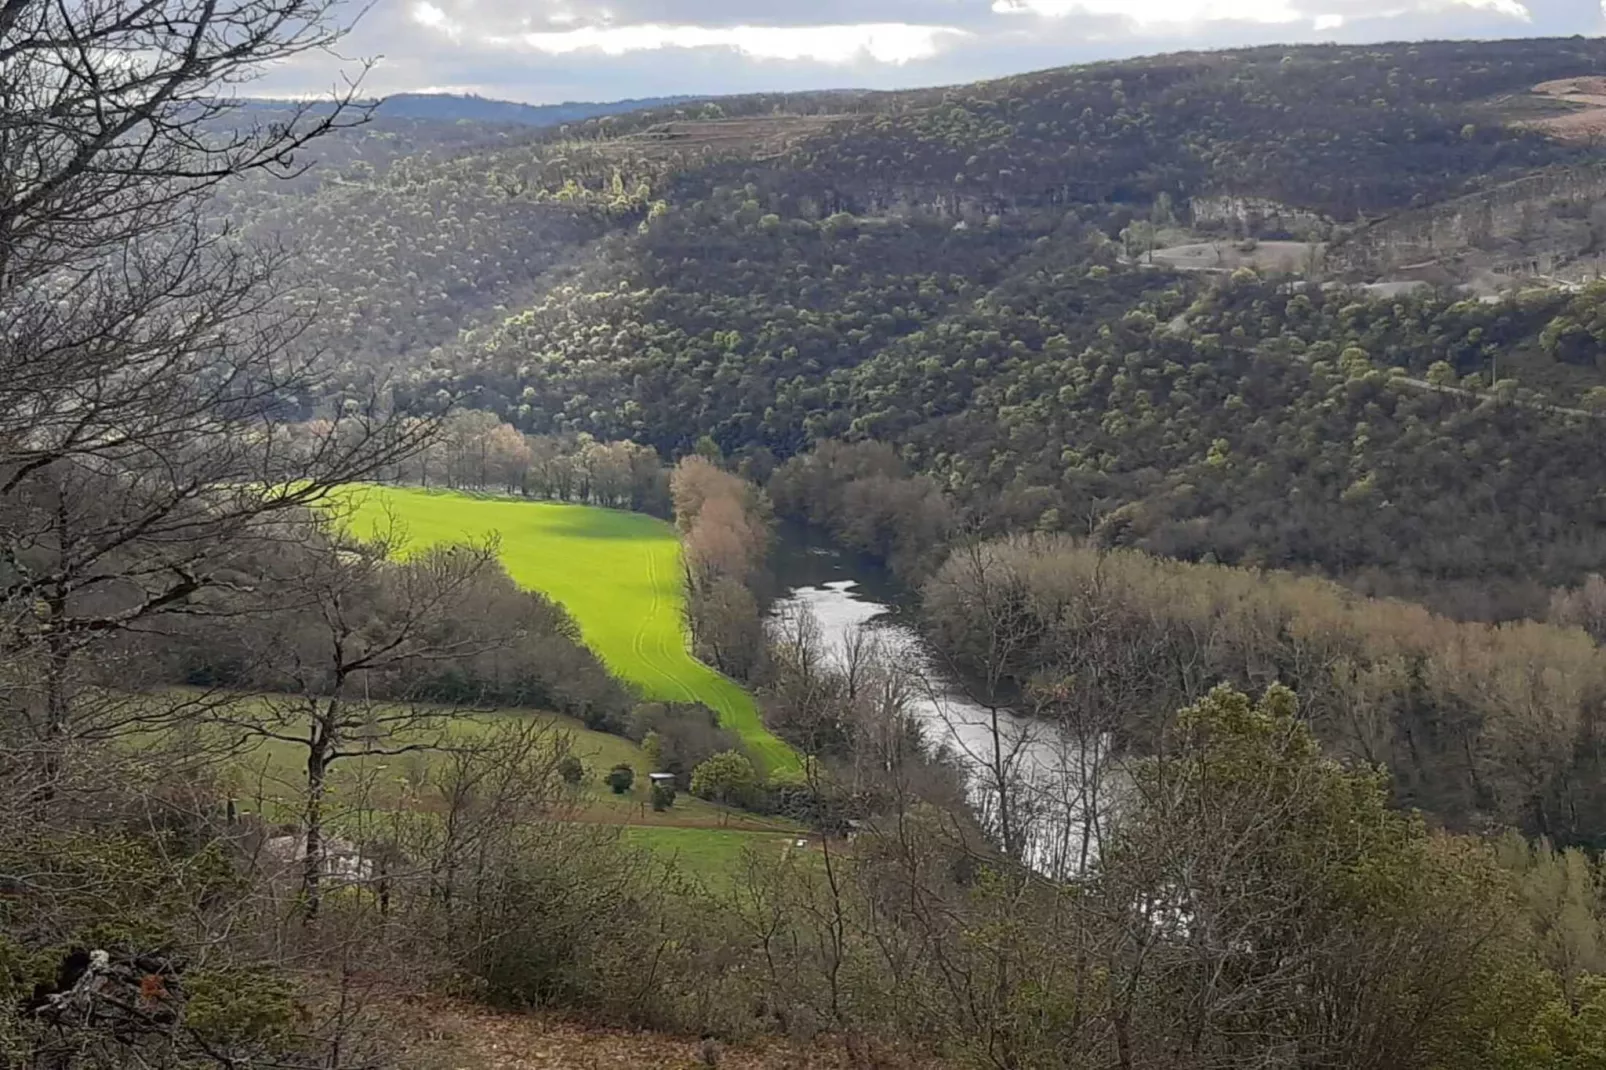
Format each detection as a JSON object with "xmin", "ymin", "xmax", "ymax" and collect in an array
[
  {"xmin": 411, "ymin": 1, "xmax": 464, "ymax": 38},
  {"xmin": 487, "ymin": 22, "xmax": 969, "ymax": 64},
  {"xmin": 246, "ymin": 0, "xmax": 1598, "ymax": 104},
  {"xmin": 993, "ymin": 0, "xmax": 1528, "ymax": 22},
  {"xmin": 1454, "ymin": 0, "xmax": 1530, "ymax": 19},
  {"xmin": 994, "ymin": 0, "xmax": 1298, "ymax": 24}
]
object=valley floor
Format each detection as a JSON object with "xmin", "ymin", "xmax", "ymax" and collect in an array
[{"xmin": 212, "ymin": 692, "xmax": 808, "ymax": 886}]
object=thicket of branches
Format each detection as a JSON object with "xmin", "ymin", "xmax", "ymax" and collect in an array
[
  {"xmin": 680, "ymin": 678, "xmax": 1606, "ymax": 1069},
  {"xmin": 922, "ymin": 534, "xmax": 1606, "ymax": 850},
  {"xmin": 0, "ymin": 1, "xmax": 653, "ymax": 1064}
]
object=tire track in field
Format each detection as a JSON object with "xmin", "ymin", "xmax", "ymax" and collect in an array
[
  {"xmin": 633, "ymin": 543, "xmax": 697, "ymax": 704},
  {"xmin": 634, "ymin": 533, "xmax": 795, "ymax": 776}
]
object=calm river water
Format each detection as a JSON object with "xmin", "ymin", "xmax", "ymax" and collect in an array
[{"xmin": 768, "ymin": 526, "xmax": 1097, "ymax": 875}]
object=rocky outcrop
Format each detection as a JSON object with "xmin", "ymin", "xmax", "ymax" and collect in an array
[
  {"xmin": 1328, "ymin": 165, "xmax": 1606, "ymax": 282},
  {"xmin": 1190, "ymin": 195, "xmax": 1331, "ymax": 239}
]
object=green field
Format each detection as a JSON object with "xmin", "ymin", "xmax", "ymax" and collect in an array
[
  {"xmin": 332, "ymin": 485, "xmax": 799, "ymax": 777},
  {"xmin": 621, "ymin": 826, "xmax": 813, "ymax": 893},
  {"xmin": 214, "ymin": 695, "xmax": 792, "ymax": 834},
  {"xmin": 214, "ymin": 697, "xmax": 806, "ymax": 884}
]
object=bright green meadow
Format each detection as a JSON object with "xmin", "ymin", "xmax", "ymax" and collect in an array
[{"xmin": 332, "ymin": 485, "xmax": 799, "ymax": 777}]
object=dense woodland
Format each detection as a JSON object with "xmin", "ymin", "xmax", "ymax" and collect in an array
[
  {"xmin": 220, "ymin": 36, "xmax": 1606, "ymax": 598},
  {"xmin": 922, "ymin": 534, "xmax": 1606, "ymax": 846}
]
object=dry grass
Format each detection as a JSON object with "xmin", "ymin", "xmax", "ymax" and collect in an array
[
  {"xmin": 1520, "ymin": 77, "xmax": 1606, "ymax": 141},
  {"xmin": 1532, "ymin": 77, "xmax": 1606, "ymax": 105},
  {"xmin": 1147, "ymin": 239, "xmax": 1321, "ymax": 274}
]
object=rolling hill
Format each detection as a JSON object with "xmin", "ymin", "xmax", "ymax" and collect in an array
[
  {"xmin": 246, "ymin": 38, "xmax": 1606, "ymax": 592},
  {"xmin": 239, "ymin": 91, "xmax": 706, "ymax": 127}
]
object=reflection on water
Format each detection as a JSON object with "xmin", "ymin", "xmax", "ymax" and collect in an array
[
  {"xmin": 769, "ymin": 528, "xmax": 1101, "ymax": 877},
  {"xmin": 775, "ymin": 579, "xmax": 1056, "ymax": 779}
]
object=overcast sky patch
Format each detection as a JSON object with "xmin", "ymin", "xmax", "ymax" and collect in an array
[
  {"xmin": 253, "ymin": 0, "xmax": 1603, "ymax": 103},
  {"xmin": 488, "ymin": 23, "xmax": 969, "ymax": 64}
]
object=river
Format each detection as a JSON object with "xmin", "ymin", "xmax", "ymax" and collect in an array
[{"xmin": 768, "ymin": 525, "xmax": 1100, "ymax": 876}]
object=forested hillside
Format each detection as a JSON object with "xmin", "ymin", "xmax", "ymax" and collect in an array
[{"xmin": 246, "ymin": 36, "xmax": 1606, "ymax": 594}]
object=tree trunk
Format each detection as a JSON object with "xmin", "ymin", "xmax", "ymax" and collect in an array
[
  {"xmin": 303, "ymin": 739, "xmax": 329, "ymax": 922},
  {"xmin": 36, "ymin": 584, "xmax": 72, "ymax": 812},
  {"xmin": 989, "ymin": 704, "xmax": 1019, "ymax": 861}
]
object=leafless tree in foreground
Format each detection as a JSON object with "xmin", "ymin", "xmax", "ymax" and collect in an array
[
  {"xmin": 0, "ymin": 2, "xmax": 475, "ymax": 1064},
  {"xmin": 212, "ymin": 525, "xmax": 518, "ymax": 921},
  {"xmin": 922, "ymin": 537, "xmax": 1047, "ymax": 864},
  {"xmin": 0, "ymin": 0, "xmax": 437, "ymax": 806}
]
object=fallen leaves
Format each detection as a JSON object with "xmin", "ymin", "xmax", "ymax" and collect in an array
[{"xmin": 393, "ymin": 995, "xmax": 938, "ymax": 1070}]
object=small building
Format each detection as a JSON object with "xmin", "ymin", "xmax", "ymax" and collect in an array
[
  {"xmin": 646, "ymin": 772, "xmax": 678, "ymax": 813},
  {"xmin": 261, "ymin": 833, "xmax": 375, "ymax": 882}
]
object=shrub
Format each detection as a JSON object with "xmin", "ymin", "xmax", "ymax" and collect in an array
[
  {"xmin": 628, "ymin": 703, "xmax": 739, "ymax": 786},
  {"xmin": 690, "ymin": 751, "xmax": 759, "ymax": 808},
  {"xmin": 651, "ymin": 782, "xmax": 677, "ymax": 811},
  {"xmin": 558, "ymin": 755, "xmax": 585, "ymax": 785},
  {"xmin": 606, "ymin": 763, "xmax": 635, "ymax": 795}
]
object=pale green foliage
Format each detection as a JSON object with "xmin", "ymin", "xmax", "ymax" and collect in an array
[
  {"xmin": 1427, "ymin": 359, "xmax": 1457, "ymax": 386},
  {"xmin": 690, "ymin": 751, "xmax": 759, "ymax": 807},
  {"xmin": 1499, "ymin": 834, "xmax": 1606, "ymax": 1003},
  {"xmin": 1107, "ymin": 685, "xmax": 1597, "ymax": 1069}
]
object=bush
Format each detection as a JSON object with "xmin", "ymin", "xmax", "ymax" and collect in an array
[
  {"xmin": 606, "ymin": 763, "xmax": 635, "ymax": 795},
  {"xmin": 628, "ymin": 703, "xmax": 739, "ymax": 786},
  {"xmin": 690, "ymin": 751, "xmax": 759, "ymax": 809},
  {"xmin": 651, "ymin": 782, "xmax": 677, "ymax": 811},
  {"xmin": 558, "ymin": 755, "xmax": 585, "ymax": 785},
  {"xmin": 447, "ymin": 825, "xmax": 764, "ymax": 1038}
]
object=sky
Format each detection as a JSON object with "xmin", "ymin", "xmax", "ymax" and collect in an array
[{"xmin": 258, "ymin": 0, "xmax": 1606, "ymax": 104}]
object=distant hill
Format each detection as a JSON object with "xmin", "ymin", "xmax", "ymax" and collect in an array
[
  {"xmin": 375, "ymin": 92, "xmax": 707, "ymax": 126},
  {"xmin": 239, "ymin": 92, "xmax": 706, "ymax": 127}
]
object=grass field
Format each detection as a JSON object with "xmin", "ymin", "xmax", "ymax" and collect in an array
[
  {"xmin": 331, "ymin": 485, "xmax": 799, "ymax": 777},
  {"xmin": 620, "ymin": 826, "xmax": 814, "ymax": 893},
  {"xmin": 216, "ymin": 695, "xmax": 794, "ymax": 837},
  {"xmin": 220, "ymin": 699, "xmax": 805, "ymax": 884}
]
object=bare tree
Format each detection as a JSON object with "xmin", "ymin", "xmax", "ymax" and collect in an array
[
  {"xmin": 1550, "ymin": 572, "xmax": 1606, "ymax": 644},
  {"xmin": 371, "ymin": 717, "xmax": 580, "ymax": 956},
  {"xmin": 214, "ymin": 528, "xmax": 511, "ymax": 920},
  {"xmin": 924, "ymin": 536, "xmax": 1046, "ymax": 862},
  {"xmin": 0, "ymin": 0, "xmax": 434, "ymax": 806},
  {"xmin": 765, "ymin": 604, "xmax": 853, "ymax": 754}
]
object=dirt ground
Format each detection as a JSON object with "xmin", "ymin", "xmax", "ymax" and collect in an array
[
  {"xmin": 397, "ymin": 996, "xmax": 938, "ymax": 1070},
  {"xmin": 1147, "ymin": 239, "xmax": 1322, "ymax": 274}
]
